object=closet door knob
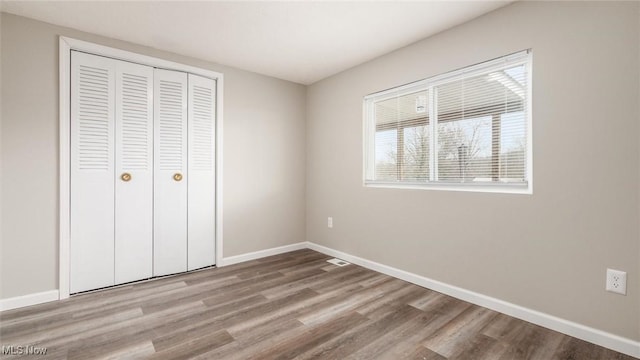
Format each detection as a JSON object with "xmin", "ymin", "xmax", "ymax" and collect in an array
[
  {"xmin": 173, "ymin": 173, "xmax": 183, "ymax": 182},
  {"xmin": 121, "ymin": 173, "xmax": 132, "ymax": 182}
]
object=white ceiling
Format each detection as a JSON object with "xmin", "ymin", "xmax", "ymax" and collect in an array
[{"xmin": 1, "ymin": 1, "xmax": 512, "ymax": 84}]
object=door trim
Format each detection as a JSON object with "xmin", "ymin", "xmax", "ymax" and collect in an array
[{"xmin": 59, "ymin": 36, "xmax": 224, "ymax": 299}]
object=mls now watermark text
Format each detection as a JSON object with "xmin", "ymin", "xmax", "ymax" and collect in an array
[{"xmin": 2, "ymin": 345, "xmax": 48, "ymax": 356}]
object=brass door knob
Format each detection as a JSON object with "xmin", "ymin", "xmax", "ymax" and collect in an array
[
  {"xmin": 121, "ymin": 173, "xmax": 132, "ymax": 182},
  {"xmin": 173, "ymin": 173, "xmax": 183, "ymax": 181}
]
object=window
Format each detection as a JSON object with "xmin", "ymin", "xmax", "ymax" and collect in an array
[{"xmin": 364, "ymin": 50, "xmax": 532, "ymax": 193}]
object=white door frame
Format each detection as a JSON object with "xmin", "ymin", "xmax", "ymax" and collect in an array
[{"xmin": 59, "ymin": 36, "xmax": 224, "ymax": 299}]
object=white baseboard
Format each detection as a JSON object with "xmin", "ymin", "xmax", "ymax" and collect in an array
[
  {"xmin": 0, "ymin": 290, "xmax": 59, "ymax": 312},
  {"xmin": 306, "ymin": 242, "xmax": 640, "ymax": 359},
  {"xmin": 219, "ymin": 242, "xmax": 307, "ymax": 267}
]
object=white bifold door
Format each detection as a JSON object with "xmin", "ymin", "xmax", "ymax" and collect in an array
[
  {"xmin": 71, "ymin": 51, "xmax": 154, "ymax": 292},
  {"xmin": 187, "ymin": 74, "xmax": 217, "ymax": 270},
  {"xmin": 153, "ymin": 69, "xmax": 188, "ymax": 276},
  {"xmin": 70, "ymin": 51, "xmax": 117, "ymax": 293},
  {"xmin": 114, "ymin": 61, "xmax": 154, "ymax": 284},
  {"xmin": 70, "ymin": 51, "xmax": 216, "ymax": 294}
]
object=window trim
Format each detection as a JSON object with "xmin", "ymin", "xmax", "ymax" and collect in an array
[{"xmin": 363, "ymin": 50, "xmax": 533, "ymax": 194}]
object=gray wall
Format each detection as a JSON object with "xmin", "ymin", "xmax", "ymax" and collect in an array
[
  {"xmin": 306, "ymin": 1, "xmax": 640, "ymax": 341},
  {"xmin": 0, "ymin": 13, "xmax": 306, "ymax": 299}
]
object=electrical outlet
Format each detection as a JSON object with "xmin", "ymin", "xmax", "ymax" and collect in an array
[
  {"xmin": 327, "ymin": 217, "xmax": 333, "ymax": 228},
  {"xmin": 606, "ymin": 268, "xmax": 627, "ymax": 295}
]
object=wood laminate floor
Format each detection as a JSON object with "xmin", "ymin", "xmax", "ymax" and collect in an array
[{"xmin": 0, "ymin": 249, "xmax": 635, "ymax": 360}]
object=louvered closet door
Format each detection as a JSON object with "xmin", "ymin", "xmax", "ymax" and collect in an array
[
  {"xmin": 188, "ymin": 74, "xmax": 216, "ymax": 270},
  {"xmin": 70, "ymin": 51, "xmax": 116, "ymax": 293},
  {"xmin": 154, "ymin": 69, "xmax": 188, "ymax": 276},
  {"xmin": 114, "ymin": 61, "xmax": 154, "ymax": 284}
]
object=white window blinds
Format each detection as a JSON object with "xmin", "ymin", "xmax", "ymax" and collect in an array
[{"xmin": 364, "ymin": 50, "xmax": 531, "ymax": 193}]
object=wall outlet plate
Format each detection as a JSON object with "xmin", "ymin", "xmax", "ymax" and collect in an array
[
  {"xmin": 327, "ymin": 217, "xmax": 333, "ymax": 228},
  {"xmin": 606, "ymin": 268, "xmax": 627, "ymax": 295}
]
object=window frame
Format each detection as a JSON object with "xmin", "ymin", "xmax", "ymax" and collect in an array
[{"xmin": 363, "ymin": 50, "xmax": 532, "ymax": 194}]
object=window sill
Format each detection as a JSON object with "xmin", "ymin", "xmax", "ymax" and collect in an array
[{"xmin": 364, "ymin": 181, "xmax": 531, "ymax": 195}]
